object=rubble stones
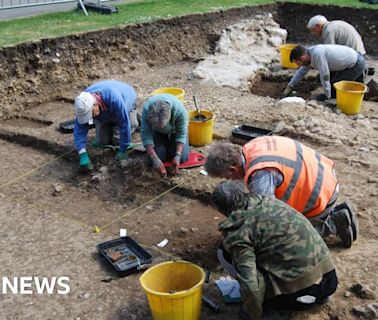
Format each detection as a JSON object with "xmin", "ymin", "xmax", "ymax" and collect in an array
[
  {"xmin": 350, "ymin": 283, "xmax": 376, "ymax": 299},
  {"xmin": 277, "ymin": 97, "xmax": 306, "ymax": 109},
  {"xmin": 293, "ymin": 119, "xmax": 306, "ymax": 128},
  {"xmin": 179, "ymin": 227, "xmax": 189, "ymax": 234},
  {"xmin": 193, "ymin": 14, "xmax": 288, "ymax": 90},
  {"xmin": 367, "ymin": 177, "xmax": 378, "ymax": 183},
  {"xmin": 352, "ymin": 304, "xmax": 378, "ymax": 319},
  {"xmin": 52, "ymin": 183, "xmax": 63, "ymax": 196},
  {"xmin": 91, "ymin": 172, "xmax": 107, "ymax": 183},
  {"xmin": 366, "ymin": 79, "xmax": 378, "ymax": 102}
]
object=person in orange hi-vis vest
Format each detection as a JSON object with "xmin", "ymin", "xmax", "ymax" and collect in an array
[{"xmin": 205, "ymin": 136, "xmax": 358, "ymax": 248}]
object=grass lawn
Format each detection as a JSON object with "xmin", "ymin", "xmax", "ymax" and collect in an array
[{"xmin": 0, "ymin": 0, "xmax": 376, "ymax": 47}]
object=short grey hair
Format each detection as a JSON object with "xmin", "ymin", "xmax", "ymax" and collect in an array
[
  {"xmin": 147, "ymin": 101, "xmax": 171, "ymax": 128},
  {"xmin": 212, "ymin": 181, "xmax": 249, "ymax": 216},
  {"xmin": 307, "ymin": 15, "xmax": 328, "ymax": 29},
  {"xmin": 205, "ymin": 142, "xmax": 242, "ymax": 177}
]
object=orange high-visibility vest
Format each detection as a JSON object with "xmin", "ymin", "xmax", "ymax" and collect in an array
[{"xmin": 243, "ymin": 136, "xmax": 338, "ymax": 218}]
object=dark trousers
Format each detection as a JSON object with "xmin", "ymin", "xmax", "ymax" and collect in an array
[
  {"xmin": 330, "ymin": 53, "xmax": 366, "ymax": 98},
  {"xmin": 152, "ymin": 131, "xmax": 189, "ymax": 163},
  {"xmin": 265, "ymin": 270, "xmax": 338, "ymax": 311}
]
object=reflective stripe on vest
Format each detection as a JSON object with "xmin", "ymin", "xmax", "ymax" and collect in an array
[
  {"xmin": 244, "ymin": 136, "xmax": 337, "ymax": 217},
  {"xmin": 303, "ymin": 152, "xmax": 324, "ymax": 213}
]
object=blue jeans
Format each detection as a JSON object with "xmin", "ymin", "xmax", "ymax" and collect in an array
[{"xmin": 152, "ymin": 131, "xmax": 189, "ymax": 163}]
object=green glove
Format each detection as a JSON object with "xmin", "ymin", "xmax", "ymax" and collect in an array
[
  {"xmin": 79, "ymin": 152, "xmax": 93, "ymax": 170},
  {"xmin": 115, "ymin": 151, "xmax": 127, "ymax": 161}
]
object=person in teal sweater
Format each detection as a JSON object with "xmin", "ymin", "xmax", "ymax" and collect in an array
[{"xmin": 141, "ymin": 94, "xmax": 189, "ymax": 176}]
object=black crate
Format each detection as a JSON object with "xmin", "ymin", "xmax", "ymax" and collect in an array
[
  {"xmin": 232, "ymin": 125, "xmax": 272, "ymax": 141},
  {"xmin": 59, "ymin": 119, "xmax": 95, "ymax": 133},
  {"xmin": 97, "ymin": 237, "xmax": 152, "ymax": 276}
]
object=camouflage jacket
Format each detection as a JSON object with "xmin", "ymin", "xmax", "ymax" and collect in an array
[{"xmin": 219, "ymin": 195, "xmax": 335, "ymax": 320}]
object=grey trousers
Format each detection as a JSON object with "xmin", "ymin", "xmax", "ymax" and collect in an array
[
  {"xmin": 94, "ymin": 110, "xmax": 138, "ymax": 145},
  {"xmin": 308, "ymin": 183, "xmax": 339, "ymax": 238},
  {"xmin": 330, "ymin": 53, "xmax": 366, "ymax": 98}
]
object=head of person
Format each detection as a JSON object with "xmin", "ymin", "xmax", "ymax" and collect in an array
[
  {"xmin": 74, "ymin": 92, "xmax": 100, "ymax": 124},
  {"xmin": 147, "ymin": 101, "xmax": 171, "ymax": 129},
  {"xmin": 205, "ymin": 142, "xmax": 244, "ymax": 179},
  {"xmin": 307, "ymin": 15, "xmax": 328, "ymax": 37},
  {"xmin": 212, "ymin": 181, "xmax": 249, "ymax": 217},
  {"xmin": 290, "ymin": 45, "xmax": 311, "ymax": 67}
]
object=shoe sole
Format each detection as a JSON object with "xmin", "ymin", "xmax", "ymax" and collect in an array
[
  {"xmin": 334, "ymin": 209, "xmax": 353, "ymax": 248},
  {"xmin": 335, "ymin": 200, "xmax": 358, "ymax": 241}
]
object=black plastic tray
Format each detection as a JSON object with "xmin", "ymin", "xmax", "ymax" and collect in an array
[
  {"xmin": 97, "ymin": 236, "xmax": 152, "ymax": 276},
  {"xmin": 232, "ymin": 125, "xmax": 272, "ymax": 141},
  {"xmin": 59, "ymin": 119, "xmax": 95, "ymax": 133}
]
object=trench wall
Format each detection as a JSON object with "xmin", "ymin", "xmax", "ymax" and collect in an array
[
  {"xmin": 0, "ymin": 3, "xmax": 377, "ymax": 118},
  {"xmin": 0, "ymin": 4, "xmax": 277, "ymax": 118},
  {"xmin": 277, "ymin": 2, "xmax": 378, "ymax": 54}
]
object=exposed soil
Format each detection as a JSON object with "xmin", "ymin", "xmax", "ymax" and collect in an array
[
  {"xmin": 4, "ymin": 116, "xmax": 53, "ymax": 128},
  {"xmin": 0, "ymin": 3, "xmax": 377, "ymax": 119},
  {"xmin": 0, "ymin": 3, "xmax": 378, "ymax": 320},
  {"xmin": 0, "ymin": 138, "xmax": 223, "ymax": 270},
  {"xmin": 275, "ymin": 2, "xmax": 378, "ymax": 54},
  {"xmin": 250, "ymin": 73, "xmax": 320, "ymax": 99}
]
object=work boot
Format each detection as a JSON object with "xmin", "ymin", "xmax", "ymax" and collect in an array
[
  {"xmin": 333, "ymin": 208, "xmax": 353, "ymax": 248},
  {"xmin": 334, "ymin": 200, "xmax": 358, "ymax": 241},
  {"xmin": 317, "ymin": 296, "xmax": 331, "ymax": 305}
]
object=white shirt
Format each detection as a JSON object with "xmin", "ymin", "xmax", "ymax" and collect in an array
[{"xmin": 288, "ymin": 44, "xmax": 358, "ymax": 98}]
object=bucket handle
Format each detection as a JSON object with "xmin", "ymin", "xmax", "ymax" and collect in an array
[{"xmin": 333, "ymin": 81, "xmax": 369, "ymax": 94}]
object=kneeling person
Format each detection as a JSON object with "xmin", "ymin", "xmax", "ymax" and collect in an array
[
  {"xmin": 141, "ymin": 94, "xmax": 189, "ymax": 176},
  {"xmin": 212, "ymin": 181, "xmax": 338, "ymax": 320},
  {"xmin": 283, "ymin": 44, "xmax": 365, "ymax": 101},
  {"xmin": 74, "ymin": 80, "xmax": 138, "ymax": 170},
  {"xmin": 205, "ymin": 136, "xmax": 358, "ymax": 248}
]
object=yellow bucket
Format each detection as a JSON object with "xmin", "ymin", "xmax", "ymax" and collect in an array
[
  {"xmin": 188, "ymin": 110, "xmax": 215, "ymax": 147},
  {"xmin": 334, "ymin": 81, "xmax": 368, "ymax": 115},
  {"xmin": 140, "ymin": 261, "xmax": 205, "ymax": 320},
  {"xmin": 279, "ymin": 44, "xmax": 299, "ymax": 69},
  {"xmin": 152, "ymin": 87, "xmax": 185, "ymax": 102}
]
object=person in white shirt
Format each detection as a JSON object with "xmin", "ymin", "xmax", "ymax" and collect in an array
[{"xmin": 283, "ymin": 44, "xmax": 365, "ymax": 101}]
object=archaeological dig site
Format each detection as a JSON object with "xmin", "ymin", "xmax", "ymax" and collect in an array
[{"xmin": 0, "ymin": 1, "xmax": 377, "ymax": 319}]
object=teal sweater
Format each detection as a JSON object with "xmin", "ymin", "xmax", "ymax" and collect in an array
[{"xmin": 141, "ymin": 94, "xmax": 188, "ymax": 146}]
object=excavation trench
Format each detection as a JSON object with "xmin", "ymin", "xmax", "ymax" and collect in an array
[
  {"xmin": 0, "ymin": 135, "xmax": 222, "ymax": 271},
  {"xmin": 250, "ymin": 72, "xmax": 320, "ymax": 100},
  {"xmin": 0, "ymin": 4, "xmax": 378, "ymax": 320},
  {"xmin": 0, "ymin": 3, "xmax": 376, "ymax": 119},
  {"xmin": 0, "ymin": 3, "xmax": 376, "ymax": 272}
]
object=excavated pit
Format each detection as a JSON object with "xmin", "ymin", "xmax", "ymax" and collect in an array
[
  {"xmin": 0, "ymin": 2, "xmax": 376, "ymax": 272},
  {"xmin": 0, "ymin": 3, "xmax": 377, "ymax": 119},
  {"xmin": 0, "ymin": 4, "xmax": 377, "ymax": 320},
  {"xmin": 250, "ymin": 73, "xmax": 320, "ymax": 99}
]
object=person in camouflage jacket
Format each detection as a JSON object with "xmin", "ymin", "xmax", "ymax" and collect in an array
[{"xmin": 212, "ymin": 181, "xmax": 338, "ymax": 320}]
